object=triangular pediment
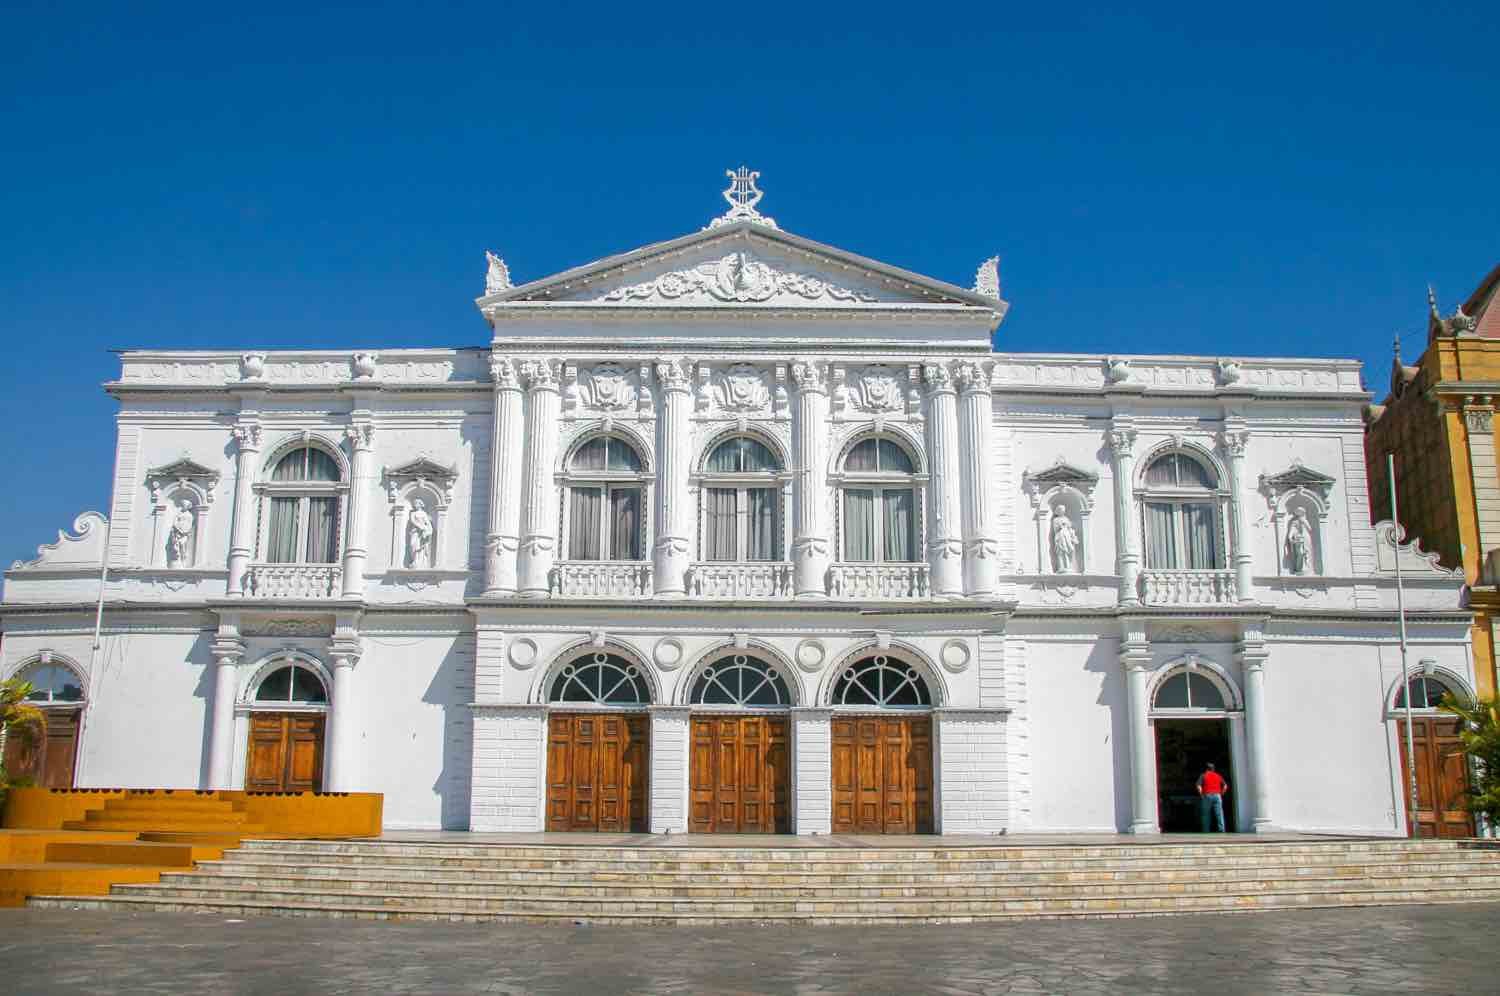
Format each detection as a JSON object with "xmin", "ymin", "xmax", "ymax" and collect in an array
[
  {"xmin": 1260, "ymin": 462, "xmax": 1336, "ymax": 496},
  {"xmin": 387, "ymin": 456, "xmax": 458, "ymax": 481},
  {"xmin": 146, "ymin": 458, "xmax": 219, "ymax": 484},
  {"xmin": 479, "ymin": 222, "xmax": 1004, "ymax": 311},
  {"xmin": 1025, "ymin": 460, "xmax": 1100, "ymax": 488}
]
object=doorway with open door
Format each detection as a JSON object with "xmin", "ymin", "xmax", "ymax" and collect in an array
[{"xmin": 1151, "ymin": 665, "xmax": 1239, "ymax": 833}]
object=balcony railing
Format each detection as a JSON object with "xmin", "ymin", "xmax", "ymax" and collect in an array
[
  {"xmin": 828, "ymin": 563, "xmax": 931, "ymax": 600},
  {"xmin": 1140, "ymin": 569, "xmax": 1236, "ymax": 606},
  {"xmin": 550, "ymin": 561, "xmax": 654, "ymax": 597},
  {"xmin": 244, "ymin": 563, "xmax": 343, "ymax": 599},
  {"xmin": 688, "ymin": 562, "xmax": 794, "ymax": 599}
]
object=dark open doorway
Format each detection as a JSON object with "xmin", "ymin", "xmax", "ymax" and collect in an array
[{"xmin": 1155, "ymin": 718, "xmax": 1234, "ymax": 832}]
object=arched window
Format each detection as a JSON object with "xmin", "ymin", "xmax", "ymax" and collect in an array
[
  {"xmin": 831, "ymin": 654, "xmax": 932, "ymax": 707},
  {"xmin": 1393, "ymin": 673, "xmax": 1459, "ymax": 710},
  {"xmin": 690, "ymin": 654, "xmax": 793, "ymax": 707},
  {"xmin": 263, "ymin": 445, "xmax": 344, "ymax": 564},
  {"xmin": 253, "ymin": 663, "xmax": 328, "ymax": 705},
  {"xmin": 840, "ymin": 438, "xmax": 918, "ymax": 563},
  {"xmin": 565, "ymin": 436, "xmax": 647, "ymax": 561},
  {"xmin": 702, "ymin": 437, "xmax": 783, "ymax": 561},
  {"xmin": 18, "ymin": 663, "xmax": 84, "ymax": 704},
  {"xmin": 1140, "ymin": 451, "xmax": 1223, "ymax": 570},
  {"xmin": 549, "ymin": 652, "xmax": 650, "ymax": 705},
  {"xmin": 1153, "ymin": 671, "xmax": 1227, "ymax": 711}
]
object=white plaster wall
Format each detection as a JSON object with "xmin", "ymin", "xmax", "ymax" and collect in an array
[
  {"xmin": 935, "ymin": 711, "xmax": 1007, "ymax": 833},
  {"xmin": 470, "ymin": 706, "xmax": 546, "ymax": 832}
]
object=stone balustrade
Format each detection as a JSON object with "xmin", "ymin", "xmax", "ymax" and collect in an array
[
  {"xmin": 550, "ymin": 561, "xmax": 654, "ymax": 597},
  {"xmin": 827, "ymin": 563, "xmax": 931, "ymax": 600},
  {"xmin": 244, "ymin": 563, "xmax": 344, "ymax": 599},
  {"xmin": 1140, "ymin": 569, "xmax": 1236, "ymax": 606},
  {"xmin": 688, "ymin": 562, "xmax": 794, "ymax": 599}
]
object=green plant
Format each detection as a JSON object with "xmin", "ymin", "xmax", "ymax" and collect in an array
[
  {"xmin": 1, "ymin": 676, "xmax": 44, "ymax": 806},
  {"xmin": 1440, "ymin": 693, "xmax": 1500, "ymax": 828}
]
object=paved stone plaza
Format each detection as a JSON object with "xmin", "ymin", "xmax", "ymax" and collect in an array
[{"xmin": 2, "ymin": 903, "xmax": 1497, "ymax": 994}]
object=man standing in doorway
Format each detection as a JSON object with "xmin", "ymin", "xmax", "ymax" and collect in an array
[{"xmin": 1197, "ymin": 762, "xmax": 1229, "ymax": 832}]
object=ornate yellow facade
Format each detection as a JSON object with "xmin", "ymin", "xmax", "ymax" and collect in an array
[{"xmin": 1366, "ymin": 265, "xmax": 1500, "ymax": 698}]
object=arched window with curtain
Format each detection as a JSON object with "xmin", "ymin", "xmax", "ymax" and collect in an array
[
  {"xmin": 1140, "ymin": 451, "xmax": 1224, "ymax": 570},
  {"xmin": 702, "ymin": 436, "xmax": 782, "ymax": 561},
  {"xmin": 839, "ymin": 437, "xmax": 918, "ymax": 563},
  {"xmin": 263, "ymin": 446, "xmax": 343, "ymax": 564},
  {"xmin": 565, "ymin": 436, "xmax": 647, "ymax": 561}
]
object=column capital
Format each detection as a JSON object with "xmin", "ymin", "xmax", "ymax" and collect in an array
[
  {"xmin": 1461, "ymin": 395, "xmax": 1496, "ymax": 434},
  {"xmin": 330, "ymin": 652, "xmax": 360, "ymax": 671},
  {"xmin": 790, "ymin": 359, "xmax": 827, "ymax": 394},
  {"xmin": 232, "ymin": 423, "xmax": 263, "ymax": 452},
  {"xmin": 489, "ymin": 355, "xmax": 523, "ymax": 392},
  {"xmin": 654, "ymin": 357, "xmax": 692, "ymax": 393},
  {"xmin": 1106, "ymin": 426, "xmax": 1138, "ymax": 458},
  {"xmin": 923, "ymin": 360, "xmax": 956, "ymax": 394},
  {"xmin": 954, "ymin": 360, "xmax": 992, "ymax": 395},
  {"xmin": 344, "ymin": 423, "xmax": 376, "ymax": 452},
  {"xmin": 1218, "ymin": 429, "xmax": 1251, "ymax": 459},
  {"xmin": 521, "ymin": 358, "xmax": 559, "ymax": 391},
  {"xmin": 209, "ymin": 637, "xmax": 245, "ymax": 667}
]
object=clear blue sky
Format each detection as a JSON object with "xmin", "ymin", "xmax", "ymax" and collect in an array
[{"xmin": 2, "ymin": 1, "xmax": 1495, "ymax": 568}]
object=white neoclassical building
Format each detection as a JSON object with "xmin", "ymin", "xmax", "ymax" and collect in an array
[{"xmin": 0, "ymin": 172, "xmax": 1476, "ymax": 836}]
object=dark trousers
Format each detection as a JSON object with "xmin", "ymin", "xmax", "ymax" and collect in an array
[{"xmin": 1200, "ymin": 792, "xmax": 1226, "ymax": 832}]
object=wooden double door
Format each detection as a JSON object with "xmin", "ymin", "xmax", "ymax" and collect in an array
[
  {"xmin": 3, "ymin": 708, "xmax": 80, "ymax": 789},
  {"xmin": 246, "ymin": 712, "xmax": 325, "ymax": 792},
  {"xmin": 1397, "ymin": 717, "xmax": 1473, "ymax": 838},
  {"xmin": 690, "ymin": 714, "xmax": 790, "ymax": 833},
  {"xmin": 831, "ymin": 715, "xmax": 933, "ymax": 834},
  {"xmin": 546, "ymin": 712, "xmax": 649, "ymax": 832}
]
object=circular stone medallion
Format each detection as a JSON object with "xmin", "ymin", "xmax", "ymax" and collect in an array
[
  {"xmin": 940, "ymin": 639, "xmax": 972, "ymax": 674},
  {"xmin": 507, "ymin": 637, "xmax": 539, "ymax": 670},
  {"xmin": 795, "ymin": 639, "xmax": 827, "ymax": 673},
  {"xmin": 653, "ymin": 637, "xmax": 685, "ymax": 671}
]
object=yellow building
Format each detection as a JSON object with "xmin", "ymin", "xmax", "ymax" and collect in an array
[{"xmin": 1365, "ymin": 264, "xmax": 1500, "ymax": 699}]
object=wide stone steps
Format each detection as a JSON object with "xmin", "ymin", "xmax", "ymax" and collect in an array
[{"xmin": 28, "ymin": 838, "xmax": 1500, "ymax": 924}]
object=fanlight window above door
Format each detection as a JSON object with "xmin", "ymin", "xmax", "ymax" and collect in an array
[
  {"xmin": 19, "ymin": 663, "xmax": 84, "ymax": 704},
  {"xmin": 1153, "ymin": 671, "xmax": 1226, "ymax": 711},
  {"xmin": 831, "ymin": 655, "xmax": 932, "ymax": 707},
  {"xmin": 690, "ymin": 654, "xmax": 793, "ymax": 707},
  {"xmin": 549, "ymin": 653, "xmax": 650, "ymax": 705},
  {"xmin": 1393, "ymin": 674, "xmax": 1458, "ymax": 710},
  {"xmin": 254, "ymin": 664, "xmax": 329, "ymax": 705}
]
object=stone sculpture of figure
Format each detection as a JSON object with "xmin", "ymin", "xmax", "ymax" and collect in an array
[
  {"xmin": 407, "ymin": 499, "xmax": 435, "ymax": 568},
  {"xmin": 1286, "ymin": 507, "xmax": 1314, "ymax": 575},
  {"xmin": 1050, "ymin": 504, "xmax": 1079, "ymax": 574},
  {"xmin": 167, "ymin": 499, "xmax": 194, "ymax": 568}
]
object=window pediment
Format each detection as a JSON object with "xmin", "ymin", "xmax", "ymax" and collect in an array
[{"xmin": 384, "ymin": 456, "xmax": 459, "ymax": 508}]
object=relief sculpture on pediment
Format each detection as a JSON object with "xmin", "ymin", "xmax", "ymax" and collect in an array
[{"xmin": 601, "ymin": 251, "xmax": 878, "ymax": 305}]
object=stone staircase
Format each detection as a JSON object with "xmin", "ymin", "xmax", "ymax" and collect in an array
[{"xmin": 27, "ymin": 837, "xmax": 1500, "ymax": 923}]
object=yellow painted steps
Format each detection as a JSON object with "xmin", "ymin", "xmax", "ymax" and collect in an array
[
  {"xmin": 46, "ymin": 840, "xmax": 225, "ymax": 866},
  {"xmin": 0, "ymin": 863, "xmax": 170, "ymax": 908}
]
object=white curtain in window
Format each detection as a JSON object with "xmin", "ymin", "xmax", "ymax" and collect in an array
[
  {"xmin": 843, "ymin": 489, "xmax": 875, "ymax": 561},
  {"xmin": 748, "ymin": 487, "xmax": 777, "ymax": 561},
  {"xmin": 1143, "ymin": 502, "xmax": 1177, "ymax": 569},
  {"xmin": 706, "ymin": 487, "xmax": 737, "ymax": 560},
  {"xmin": 569, "ymin": 487, "xmax": 602, "ymax": 560},
  {"xmin": 306, "ymin": 497, "xmax": 338, "ymax": 563},
  {"xmin": 267, "ymin": 497, "xmax": 300, "ymax": 563},
  {"xmin": 882, "ymin": 488, "xmax": 914, "ymax": 561},
  {"xmin": 1184, "ymin": 503, "xmax": 1218, "ymax": 569},
  {"xmin": 610, "ymin": 487, "xmax": 641, "ymax": 560}
]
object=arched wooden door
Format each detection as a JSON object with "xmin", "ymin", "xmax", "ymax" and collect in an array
[
  {"xmin": 827, "ymin": 655, "xmax": 935, "ymax": 835},
  {"xmin": 544, "ymin": 653, "xmax": 652, "ymax": 832},
  {"xmin": 687, "ymin": 654, "xmax": 793, "ymax": 834}
]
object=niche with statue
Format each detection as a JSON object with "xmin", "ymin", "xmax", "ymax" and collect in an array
[{"xmin": 384, "ymin": 457, "xmax": 458, "ymax": 571}]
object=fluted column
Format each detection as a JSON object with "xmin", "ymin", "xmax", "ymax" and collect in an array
[
  {"xmin": 1219, "ymin": 428, "xmax": 1254, "ymax": 602},
  {"xmin": 1107, "ymin": 422, "xmax": 1141, "ymax": 605},
  {"xmin": 225, "ymin": 423, "xmax": 262, "ymax": 596},
  {"xmin": 653, "ymin": 358, "xmax": 693, "ymax": 597},
  {"xmin": 324, "ymin": 650, "xmax": 360, "ymax": 792},
  {"xmin": 484, "ymin": 356, "xmax": 525, "ymax": 595},
  {"xmin": 956, "ymin": 361, "xmax": 998, "ymax": 596},
  {"xmin": 340, "ymin": 423, "xmax": 376, "ymax": 598},
  {"xmin": 791, "ymin": 360, "xmax": 830, "ymax": 597},
  {"xmin": 206, "ymin": 638, "xmax": 242, "ymax": 789},
  {"xmin": 1121, "ymin": 627, "xmax": 1159, "ymax": 833},
  {"xmin": 517, "ymin": 359, "xmax": 561, "ymax": 597},
  {"xmin": 1238, "ymin": 628, "xmax": 1274, "ymax": 831},
  {"xmin": 925, "ymin": 362, "xmax": 963, "ymax": 598}
]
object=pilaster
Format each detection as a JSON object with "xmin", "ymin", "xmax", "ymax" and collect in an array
[
  {"xmin": 1107, "ymin": 421, "xmax": 1141, "ymax": 605},
  {"xmin": 225, "ymin": 422, "xmax": 262, "ymax": 597},
  {"xmin": 648, "ymin": 706, "xmax": 691, "ymax": 833},
  {"xmin": 957, "ymin": 361, "xmax": 998, "ymax": 596},
  {"xmin": 484, "ymin": 356, "xmax": 525, "ymax": 595},
  {"xmin": 924, "ymin": 361, "xmax": 964, "ymax": 597},
  {"xmin": 1236, "ymin": 618, "xmax": 1275, "ymax": 831},
  {"xmin": 1120, "ymin": 618, "xmax": 1158, "ymax": 833},
  {"xmin": 790, "ymin": 361, "xmax": 831, "ymax": 597},
  {"xmin": 1219, "ymin": 425, "xmax": 1255, "ymax": 602},
  {"xmin": 653, "ymin": 358, "xmax": 693, "ymax": 596},
  {"xmin": 790, "ymin": 707, "xmax": 832, "ymax": 834},
  {"xmin": 517, "ymin": 359, "xmax": 561, "ymax": 597},
  {"xmin": 340, "ymin": 422, "xmax": 376, "ymax": 598}
]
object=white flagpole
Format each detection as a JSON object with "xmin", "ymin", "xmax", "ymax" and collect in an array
[{"xmin": 1389, "ymin": 453, "xmax": 1420, "ymax": 838}]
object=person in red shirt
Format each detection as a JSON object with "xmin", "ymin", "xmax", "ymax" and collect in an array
[{"xmin": 1196, "ymin": 763, "xmax": 1229, "ymax": 832}]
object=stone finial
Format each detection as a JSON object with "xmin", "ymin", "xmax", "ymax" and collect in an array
[
  {"xmin": 973, "ymin": 256, "xmax": 1000, "ymax": 299},
  {"xmin": 485, "ymin": 251, "xmax": 513, "ymax": 295}
]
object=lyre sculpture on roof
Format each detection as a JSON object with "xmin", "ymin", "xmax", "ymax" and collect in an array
[{"xmin": 710, "ymin": 166, "xmax": 778, "ymax": 229}]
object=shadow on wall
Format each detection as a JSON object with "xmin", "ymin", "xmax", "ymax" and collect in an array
[
  {"xmin": 1083, "ymin": 638, "xmax": 1132, "ymax": 832},
  {"xmin": 422, "ymin": 636, "xmax": 474, "ymax": 830},
  {"xmin": 459, "ymin": 416, "xmax": 487, "ymax": 599},
  {"xmin": 191, "ymin": 633, "xmax": 215, "ymax": 789}
]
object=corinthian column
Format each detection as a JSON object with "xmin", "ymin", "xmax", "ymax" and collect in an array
[
  {"xmin": 517, "ymin": 359, "xmax": 560, "ymax": 597},
  {"xmin": 925, "ymin": 361, "xmax": 963, "ymax": 598},
  {"xmin": 956, "ymin": 361, "xmax": 998, "ymax": 596},
  {"xmin": 653, "ymin": 358, "xmax": 693, "ymax": 596},
  {"xmin": 1219, "ymin": 427, "xmax": 1254, "ymax": 602},
  {"xmin": 484, "ymin": 356, "xmax": 525, "ymax": 595},
  {"xmin": 1106, "ymin": 422, "xmax": 1141, "ymax": 605},
  {"xmin": 226, "ymin": 423, "xmax": 262, "ymax": 597},
  {"xmin": 791, "ymin": 360, "xmax": 830, "ymax": 597},
  {"xmin": 340, "ymin": 423, "xmax": 376, "ymax": 598}
]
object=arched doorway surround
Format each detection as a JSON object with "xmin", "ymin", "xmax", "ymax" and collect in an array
[
  {"xmin": 4, "ymin": 652, "xmax": 87, "ymax": 789},
  {"xmin": 239, "ymin": 651, "xmax": 331, "ymax": 792},
  {"xmin": 1147, "ymin": 658, "xmax": 1244, "ymax": 832},
  {"xmin": 1386, "ymin": 666, "xmax": 1475, "ymax": 838}
]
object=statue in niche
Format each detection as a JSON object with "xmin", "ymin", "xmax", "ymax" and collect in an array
[
  {"xmin": 166, "ymin": 500, "xmax": 195, "ymax": 568},
  {"xmin": 1286, "ymin": 507, "xmax": 1314, "ymax": 575},
  {"xmin": 1049, "ymin": 504, "xmax": 1079, "ymax": 574},
  {"xmin": 406, "ymin": 499, "xmax": 435, "ymax": 568}
]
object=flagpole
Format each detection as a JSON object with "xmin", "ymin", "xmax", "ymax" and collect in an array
[{"xmin": 1389, "ymin": 453, "xmax": 1420, "ymax": 838}]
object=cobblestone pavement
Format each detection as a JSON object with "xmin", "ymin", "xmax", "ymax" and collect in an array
[{"xmin": 2, "ymin": 903, "xmax": 1497, "ymax": 995}]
